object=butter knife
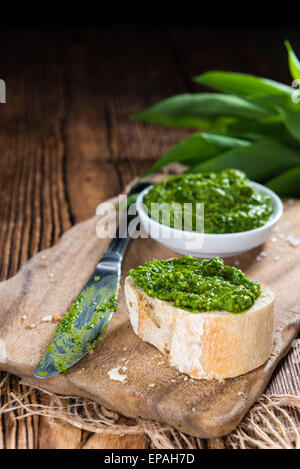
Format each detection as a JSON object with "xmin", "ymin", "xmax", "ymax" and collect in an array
[{"xmin": 34, "ymin": 182, "xmax": 149, "ymax": 378}]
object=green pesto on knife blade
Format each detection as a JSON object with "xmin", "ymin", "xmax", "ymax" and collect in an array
[{"xmin": 34, "ymin": 274, "xmax": 118, "ymax": 378}]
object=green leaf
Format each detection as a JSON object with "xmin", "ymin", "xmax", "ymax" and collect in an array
[
  {"xmin": 144, "ymin": 133, "xmax": 251, "ymax": 175},
  {"xmin": 194, "ymin": 71, "xmax": 292, "ymax": 98},
  {"xmin": 273, "ymin": 96, "xmax": 300, "ymax": 142},
  {"xmin": 267, "ymin": 165, "xmax": 300, "ymax": 196},
  {"xmin": 132, "ymin": 93, "xmax": 273, "ymax": 129},
  {"xmin": 285, "ymin": 40, "xmax": 300, "ymax": 81},
  {"xmin": 252, "ymin": 94, "xmax": 300, "ymax": 142},
  {"xmin": 190, "ymin": 139, "xmax": 300, "ymax": 181},
  {"xmin": 253, "ymin": 95, "xmax": 300, "ymax": 142},
  {"xmin": 226, "ymin": 117, "xmax": 300, "ymax": 147},
  {"xmin": 197, "ymin": 133, "xmax": 250, "ymax": 148}
]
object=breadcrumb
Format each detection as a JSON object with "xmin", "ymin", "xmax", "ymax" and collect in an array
[
  {"xmin": 52, "ymin": 314, "xmax": 62, "ymax": 322},
  {"xmin": 108, "ymin": 366, "xmax": 127, "ymax": 383},
  {"xmin": 286, "ymin": 235, "xmax": 300, "ymax": 247},
  {"xmin": 42, "ymin": 315, "xmax": 53, "ymax": 322},
  {"xmin": 25, "ymin": 322, "xmax": 36, "ymax": 329}
]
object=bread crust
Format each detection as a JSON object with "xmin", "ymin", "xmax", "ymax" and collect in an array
[{"xmin": 125, "ymin": 276, "xmax": 274, "ymax": 380}]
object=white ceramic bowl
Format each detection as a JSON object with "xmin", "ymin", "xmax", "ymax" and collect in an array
[{"xmin": 136, "ymin": 181, "xmax": 283, "ymax": 258}]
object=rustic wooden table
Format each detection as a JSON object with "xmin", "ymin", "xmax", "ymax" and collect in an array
[{"xmin": 0, "ymin": 25, "xmax": 299, "ymax": 449}]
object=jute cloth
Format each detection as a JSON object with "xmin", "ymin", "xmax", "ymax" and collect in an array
[{"xmin": 0, "ymin": 373, "xmax": 299, "ymax": 449}]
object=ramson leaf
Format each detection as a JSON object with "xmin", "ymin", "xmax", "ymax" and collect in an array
[
  {"xmin": 255, "ymin": 95, "xmax": 300, "ymax": 142},
  {"xmin": 190, "ymin": 139, "xmax": 300, "ymax": 181},
  {"xmin": 267, "ymin": 165, "xmax": 300, "ymax": 196},
  {"xmin": 273, "ymin": 96, "xmax": 300, "ymax": 142},
  {"xmin": 226, "ymin": 117, "xmax": 300, "ymax": 147},
  {"xmin": 132, "ymin": 93, "xmax": 273, "ymax": 128},
  {"xmin": 285, "ymin": 40, "xmax": 300, "ymax": 81},
  {"xmin": 193, "ymin": 71, "xmax": 292, "ymax": 98},
  {"xmin": 144, "ymin": 133, "xmax": 251, "ymax": 175}
]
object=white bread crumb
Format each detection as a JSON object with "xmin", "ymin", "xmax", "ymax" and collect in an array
[{"xmin": 108, "ymin": 366, "xmax": 127, "ymax": 383}]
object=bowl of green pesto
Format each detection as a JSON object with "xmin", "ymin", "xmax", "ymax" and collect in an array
[{"xmin": 136, "ymin": 169, "xmax": 283, "ymax": 257}]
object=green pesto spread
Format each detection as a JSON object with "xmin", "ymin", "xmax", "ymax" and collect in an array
[
  {"xmin": 129, "ymin": 256, "xmax": 260, "ymax": 313},
  {"xmin": 143, "ymin": 169, "xmax": 273, "ymax": 234},
  {"xmin": 37, "ymin": 287, "xmax": 118, "ymax": 376},
  {"xmin": 55, "ymin": 293, "xmax": 117, "ymax": 336}
]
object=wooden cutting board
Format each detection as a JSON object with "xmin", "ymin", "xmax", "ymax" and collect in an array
[{"xmin": 0, "ymin": 200, "xmax": 299, "ymax": 438}]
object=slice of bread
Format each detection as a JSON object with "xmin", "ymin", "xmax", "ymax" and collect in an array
[{"xmin": 125, "ymin": 276, "xmax": 274, "ymax": 380}]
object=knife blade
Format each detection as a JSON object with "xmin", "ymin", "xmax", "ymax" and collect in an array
[{"xmin": 34, "ymin": 182, "xmax": 150, "ymax": 378}]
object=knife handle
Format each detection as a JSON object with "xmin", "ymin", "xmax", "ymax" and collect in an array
[
  {"xmin": 104, "ymin": 212, "xmax": 136, "ymax": 259},
  {"xmin": 104, "ymin": 181, "xmax": 151, "ymax": 260}
]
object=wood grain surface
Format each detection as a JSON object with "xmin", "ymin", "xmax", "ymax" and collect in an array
[
  {"xmin": 0, "ymin": 195, "xmax": 299, "ymax": 438},
  {"xmin": 0, "ymin": 25, "xmax": 299, "ymax": 449}
]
